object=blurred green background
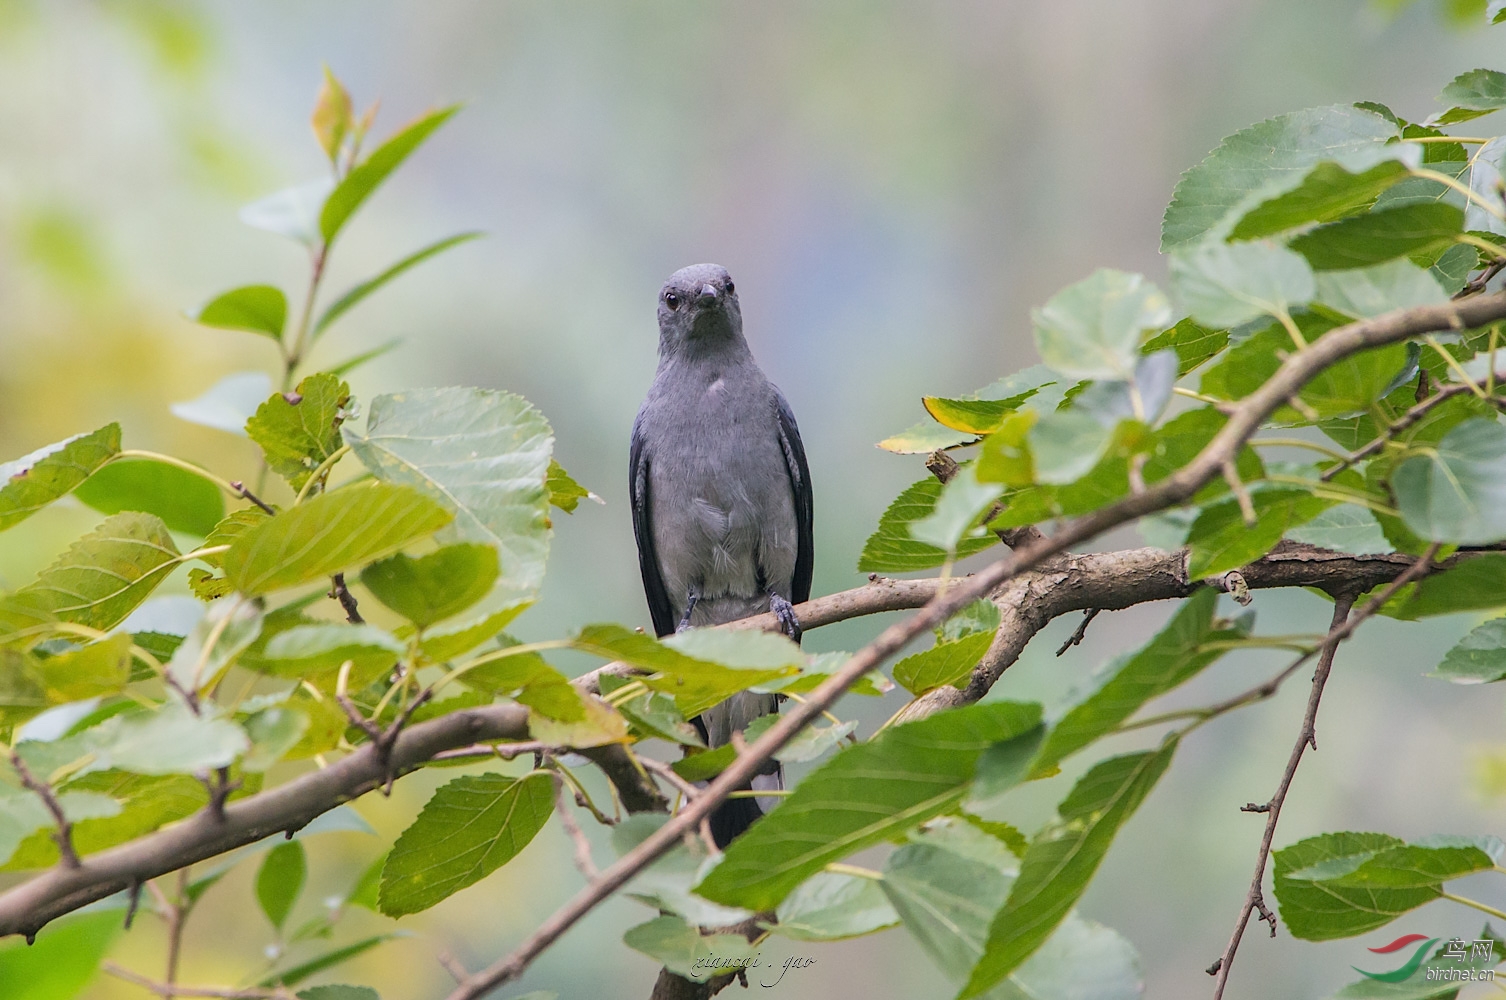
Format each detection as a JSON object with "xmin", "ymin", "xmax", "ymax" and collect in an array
[{"xmin": 3, "ymin": 1, "xmax": 1506, "ymax": 997}]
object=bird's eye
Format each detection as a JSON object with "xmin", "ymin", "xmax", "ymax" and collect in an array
[
  {"xmin": 664, "ymin": 291, "xmax": 680, "ymax": 310},
  {"xmin": 725, "ymin": 280, "xmax": 735, "ymax": 295}
]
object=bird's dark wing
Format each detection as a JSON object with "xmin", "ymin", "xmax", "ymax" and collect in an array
[
  {"xmin": 773, "ymin": 388, "xmax": 814, "ymax": 605},
  {"xmin": 630, "ymin": 417, "xmax": 676, "ymax": 638}
]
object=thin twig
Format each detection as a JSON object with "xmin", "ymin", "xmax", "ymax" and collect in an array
[
  {"xmin": 8, "ymin": 752, "xmax": 79, "ymax": 869},
  {"xmin": 1222, "ymin": 459, "xmax": 1256, "ymax": 525},
  {"xmin": 1321, "ymin": 382, "xmax": 1475, "ymax": 481},
  {"xmin": 1454, "ymin": 257, "xmax": 1506, "ymax": 299},
  {"xmin": 165, "ymin": 868, "xmax": 190, "ymax": 999},
  {"xmin": 104, "ymin": 963, "xmax": 288, "ymax": 999},
  {"xmin": 330, "ymin": 573, "xmax": 364, "ymax": 624},
  {"xmin": 431, "ymin": 741, "xmax": 550, "ymax": 762},
  {"xmin": 638, "ymin": 757, "xmax": 718, "ymax": 855},
  {"xmin": 553, "ymin": 776, "xmax": 599, "ymax": 879},
  {"xmin": 1055, "ymin": 608, "xmax": 1101, "ymax": 656},
  {"xmin": 436, "ymin": 951, "xmax": 471, "ymax": 985},
  {"xmin": 227, "ymin": 481, "xmax": 276, "ymax": 516},
  {"xmin": 1209, "ymin": 544, "xmax": 1439, "ymax": 998}
]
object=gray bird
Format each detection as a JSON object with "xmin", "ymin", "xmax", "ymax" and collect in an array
[{"xmin": 630, "ymin": 263, "xmax": 814, "ymax": 847}]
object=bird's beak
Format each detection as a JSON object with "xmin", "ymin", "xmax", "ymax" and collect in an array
[{"xmin": 698, "ymin": 284, "xmax": 719, "ymax": 304}]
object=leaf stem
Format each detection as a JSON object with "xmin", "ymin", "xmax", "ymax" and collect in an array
[
  {"xmin": 1412, "ymin": 167, "xmax": 1506, "ymax": 224},
  {"xmin": 115, "ymin": 451, "xmax": 241, "ymax": 498},
  {"xmin": 822, "ymin": 862, "xmax": 884, "ymax": 881},
  {"xmin": 1249, "ymin": 438, "xmax": 1351, "ymax": 462},
  {"xmin": 1442, "ymin": 891, "xmax": 1506, "ymax": 923},
  {"xmin": 293, "ymin": 445, "xmax": 351, "ymax": 504}
]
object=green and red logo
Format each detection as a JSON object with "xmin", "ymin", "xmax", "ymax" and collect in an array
[{"xmin": 1355, "ymin": 934, "xmax": 1439, "ymax": 983}]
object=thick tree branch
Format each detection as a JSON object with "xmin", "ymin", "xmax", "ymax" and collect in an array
[
  {"xmin": 0, "ymin": 703, "xmax": 529, "ymax": 938},
  {"xmin": 441, "ymin": 293, "xmax": 1506, "ymax": 1000}
]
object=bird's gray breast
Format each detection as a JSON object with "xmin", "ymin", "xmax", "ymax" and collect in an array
[{"xmin": 638, "ymin": 364, "xmax": 799, "ymax": 625}]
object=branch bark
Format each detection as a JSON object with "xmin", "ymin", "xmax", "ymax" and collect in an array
[{"xmin": 0, "ymin": 702, "xmax": 529, "ymax": 938}]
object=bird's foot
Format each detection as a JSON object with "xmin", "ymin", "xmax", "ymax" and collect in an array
[
  {"xmin": 768, "ymin": 592, "xmax": 802, "ymax": 643},
  {"xmin": 676, "ymin": 591, "xmax": 700, "ymax": 633}
]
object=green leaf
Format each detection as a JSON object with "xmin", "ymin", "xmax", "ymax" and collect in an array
[
  {"xmin": 1142, "ymin": 318, "xmax": 1228, "ymax": 377},
  {"xmin": 692, "ymin": 700, "xmax": 1043, "ymax": 911},
  {"xmin": 1492, "ymin": 0, "xmax": 1506, "ymax": 23},
  {"xmin": 22, "ymin": 702, "xmax": 247, "ymax": 780},
  {"xmin": 257, "ymin": 841, "xmax": 307, "ymax": 932},
  {"xmin": 257, "ymin": 623, "xmax": 402, "ymax": 687},
  {"xmin": 909, "ymin": 463, "xmax": 1002, "ymax": 552},
  {"xmin": 1034, "ymin": 589, "xmax": 1240, "ymax": 771},
  {"xmin": 73, "ymin": 458, "xmax": 225, "ymax": 537},
  {"xmin": 1468, "ymin": 137, "xmax": 1506, "ymax": 236},
  {"xmin": 877, "ymin": 420, "xmax": 980, "ymax": 455},
  {"xmin": 1315, "ymin": 259, "xmax": 1449, "ymax": 318},
  {"xmin": 1029, "ymin": 410, "xmax": 1115, "ymax": 486},
  {"xmin": 1394, "ymin": 418, "xmax": 1506, "ymax": 544},
  {"xmin": 859, "ymin": 476, "xmax": 1000, "ymax": 573},
  {"xmin": 362, "ymin": 544, "xmax": 499, "ymax": 628},
  {"xmin": 1170, "ymin": 241, "xmax": 1315, "ymax": 328},
  {"xmin": 600, "ymin": 675, "xmax": 702, "ymax": 745},
  {"xmin": 297, "ymin": 988, "xmax": 379, "ymax": 1000},
  {"xmin": 378, "ymin": 771, "xmax": 552, "ymax": 916},
  {"xmin": 166, "ymin": 598, "xmax": 263, "ymax": 694},
  {"xmin": 196, "ymin": 285, "xmax": 287, "ymax": 341},
  {"xmin": 881, "ymin": 825, "xmax": 1141, "ymax": 1000},
  {"xmin": 922, "ymin": 397, "xmax": 1018, "ymax": 435},
  {"xmin": 1382, "ymin": 553, "xmax": 1506, "ymax": 619},
  {"xmin": 572, "ymin": 624, "xmax": 801, "ymax": 718},
  {"xmin": 33, "ymin": 634, "xmax": 133, "ymax": 703},
  {"xmin": 326, "ymin": 339, "xmax": 402, "ymax": 378},
  {"xmin": 343, "ymin": 387, "xmax": 553, "ymax": 593},
  {"xmin": 1434, "ymin": 69, "xmax": 1506, "ymax": 125},
  {"xmin": 242, "ymin": 705, "xmax": 312, "ymax": 772},
  {"xmin": 223, "ymin": 482, "xmax": 452, "ymax": 595},
  {"xmin": 0, "ymin": 424, "xmax": 121, "ymax": 532},
  {"xmin": 1273, "ymin": 832, "xmax": 1438, "ymax": 940},
  {"xmin": 321, "ymin": 106, "xmax": 459, "ymax": 245},
  {"xmin": 0, "ymin": 911, "xmax": 119, "ymax": 1000},
  {"xmin": 240, "ymin": 178, "xmax": 335, "ymax": 246},
  {"xmin": 1030, "ymin": 269, "xmax": 1172, "ymax": 381},
  {"xmin": 892, "ymin": 632, "xmax": 993, "ymax": 696},
  {"xmin": 938, "ymin": 599, "xmax": 1001, "ymax": 643},
  {"xmin": 1161, "ymin": 105, "xmax": 1402, "ymax": 250},
  {"xmin": 1300, "ymin": 342, "xmax": 1412, "ymax": 418},
  {"xmin": 1187, "ymin": 488, "xmax": 1335, "ymax": 580},
  {"xmin": 961, "ymin": 741, "xmax": 1177, "ymax": 997},
  {"xmin": 415, "ymin": 602, "xmax": 532, "ymax": 661},
  {"xmin": 246, "ymin": 374, "xmax": 352, "ymax": 491},
  {"xmin": 3, "ymin": 513, "xmax": 180, "ymax": 631},
  {"xmin": 1285, "ymin": 835, "xmax": 1501, "ymax": 888},
  {"xmin": 1286, "ymin": 504, "xmax": 1394, "ymax": 555},
  {"xmin": 1231, "ymin": 159, "xmax": 1419, "ymax": 240},
  {"xmin": 464, "ymin": 638, "xmax": 586, "ymax": 722},
  {"xmin": 1291, "ymin": 204, "xmax": 1464, "ymax": 270},
  {"xmin": 612, "ymin": 813, "xmax": 751, "ymax": 926},
  {"xmin": 2, "ymin": 771, "xmax": 203, "ymax": 870},
  {"xmin": 1429, "ymin": 617, "xmax": 1506, "ymax": 683},
  {"xmin": 259, "ymin": 934, "xmax": 398, "ymax": 988},
  {"xmin": 771, "ymin": 871, "xmax": 899, "ymax": 941},
  {"xmin": 622, "ymin": 915, "xmax": 757, "ymax": 982},
  {"xmin": 314, "ymin": 231, "xmax": 482, "ymax": 338},
  {"xmin": 545, "ymin": 458, "xmax": 597, "ymax": 513}
]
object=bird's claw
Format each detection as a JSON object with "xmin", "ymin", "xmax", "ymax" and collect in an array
[{"xmin": 769, "ymin": 592, "xmax": 802, "ymax": 643}]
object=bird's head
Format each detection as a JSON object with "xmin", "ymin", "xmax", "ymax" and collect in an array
[{"xmin": 657, "ymin": 263, "xmax": 742, "ymax": 353}]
